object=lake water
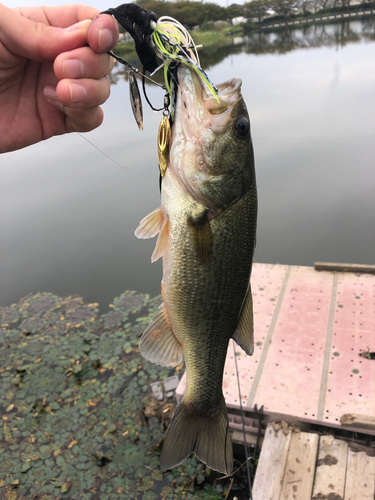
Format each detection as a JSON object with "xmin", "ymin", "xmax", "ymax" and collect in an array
[{"xmin": 1, "ymin": 18, "xmax": 374, "ymax": 311}]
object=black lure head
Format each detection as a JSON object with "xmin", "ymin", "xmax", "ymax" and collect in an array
[{"xmin": 101, "ymin": 3, "xmax": 158, "ymax": 73}]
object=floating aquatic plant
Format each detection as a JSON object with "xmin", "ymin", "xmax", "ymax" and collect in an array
[{"xmin": 0, "ymin": 292, "xmax": 229, "ymax": 499}]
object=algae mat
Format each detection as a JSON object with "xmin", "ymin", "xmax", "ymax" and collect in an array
[{"xmin": 0, "ymin": 292, "xmax": 224, "ymax": 500}]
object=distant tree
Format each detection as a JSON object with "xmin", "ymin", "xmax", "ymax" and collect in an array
[
  {"xmin": 137, "ymin": 0, "xmax": 227, "ymax": 28},
  {"xmin": 299, "ymin": 0, "xmax": 314, "ymax": 13},
  {"xmin": 173, "ymin": 2, "xmax": 205, "ymax": 26},
  {"xmin": 310, "ymin": 0, "xmax": 321, "ymax": 12},
  {"xmin": 203, "ymin": 2, "xmax": 227, "ymax": 23},
  {"xmin": 315, "ymin": 0, "xmax": 330, "ymax": 9},
  {"xmin": 243, "ymin": 0, "xmax": 271, "ymax": 22},
  {"xmin": 272, "ymin": 0, "xmax": 299, "ymax": 16},
  {"xmin": 226, "ymin": 3, "xmax": 245, "ymax": 19}
]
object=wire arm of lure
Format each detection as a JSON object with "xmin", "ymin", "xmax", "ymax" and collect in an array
[
  {"xmin": 108, "ymin": 50, "xmax": 166, "ymax": 90},
  {"xmin": 141, "ymin": 71, "xmax": 165, "ymax": 112}
]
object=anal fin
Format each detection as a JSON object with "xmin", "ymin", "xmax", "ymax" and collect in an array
[
  {"xmin": 139, "ymin": 303, "xmax": 182, "ymax": 367},
  {"xmin": 232, "ymin": 284, "xmax": 254, "ymax": 356}
]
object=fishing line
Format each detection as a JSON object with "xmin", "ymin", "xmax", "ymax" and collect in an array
[
  {"xmin": 76, "ymin": 132, "xmax": 159, "ymax": 198},
  {"xmin": 233, "ymin": 342, "xmax": 253, "ymax": 500}
]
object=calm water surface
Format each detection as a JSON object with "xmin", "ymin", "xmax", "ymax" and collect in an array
[{"xmin": 1, "ymin": 19, "xmax": 374, "ymax": 310}]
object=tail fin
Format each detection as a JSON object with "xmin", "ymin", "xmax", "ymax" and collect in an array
[{"xmin": 160, "ymin": 397, "xmax": 233, "ymax": 475}]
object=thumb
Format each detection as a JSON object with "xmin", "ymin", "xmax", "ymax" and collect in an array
[{"xmin": 0, "ymin": 7, "xmax": 92, "ymax": 62}]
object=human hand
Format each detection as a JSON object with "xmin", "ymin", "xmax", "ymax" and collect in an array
[{"xmin": 0, "ymin": 4, "xmax": 119, "ymax": 153}]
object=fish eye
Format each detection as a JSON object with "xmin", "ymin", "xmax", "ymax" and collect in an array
[{"xmin": 234, "ymin": 117, "xmax": 250, "ymax": 137}]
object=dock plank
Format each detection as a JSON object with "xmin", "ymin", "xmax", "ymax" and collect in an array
[
  {"xmin": 250, "ymin": 265, "xmax": 334, "ymax": 418},
  {"xmin": 312, "ymin": 435, "xmax": 348, "ymax": 499},
  {"xmin": 279, "ymin": 431, "xmax": 319, "ymax": 500},
  {"xmin": 252, "ymin": 423, "xmax": 291, "ymax": 500},
  {"xmin": 344, "ymin": 448, "xmax": 375, "ymax": 499}
]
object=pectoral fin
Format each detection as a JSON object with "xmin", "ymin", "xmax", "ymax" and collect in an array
[
  {"xmin": 232, "ymin": 284, "xmax": 254, "ymax": 356},
  {"xmin": 139, "ymin": 304, "xmax": 183, "ymax": 367},
  {"xmin": 151, "ymin": 216, "xmax": 169, "ymax": 262},
  {"xmin": 135, "ymin": 207, "xmax": 164, "ymax": 239},
  {"xmin": 135, "ymin": 208, "xmax": 169, "ymax": 263},
  {"xmin": 187, "ymin": 210, "xmax": 213, "ymax": 264}
]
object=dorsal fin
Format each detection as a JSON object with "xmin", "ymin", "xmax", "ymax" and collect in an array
[
  {"xmin": 135, "ymin": 207, "xmax": 164, "ymax": 239},
  {"xmin": 139, "ymin": 303, "xmax": 183, "ymax": 367},
  {"xmin": 232, "ymin": 284, "xmax": 254, "ymax": 356}
]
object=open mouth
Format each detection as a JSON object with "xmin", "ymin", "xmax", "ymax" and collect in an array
[{"xmin": 176, "ymin": 65, "xmax": 242, "ymax": 119}]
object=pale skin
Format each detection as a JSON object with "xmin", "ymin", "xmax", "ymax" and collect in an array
[{"xmin": 0, "ymin": 3, "xmax": 120, "ymax": 153}]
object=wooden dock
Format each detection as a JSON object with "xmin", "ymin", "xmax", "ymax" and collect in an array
[
  {"xmin": 253, "ymin": 423, "xmax": 375, "ymax": 500},
  {"xmin": 176, "ymin": 262, "xmax": 375, "ymax": 435}
]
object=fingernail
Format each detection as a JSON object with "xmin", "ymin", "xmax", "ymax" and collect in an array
[
  {"xmin": 44, "ymin": 85, "xmax": 59, "ymax": 101},
  {"xmin": 69, "ymin": 83, "xmax": 87, "ymax": 103},
  {"xmin": 66, "ymin": 19, "xmax": 91, "ymax": 32},
  {"xmin": 62, "ymin": 59, "xmax": 85, "ymax": 78},
  {"xmin": 99, "ymin": 28, "xmax": 113, "ymax": 51}
]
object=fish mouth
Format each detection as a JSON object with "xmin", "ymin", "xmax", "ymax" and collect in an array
[
  {"xmin": 175, "ymin": 65, "xmax": 243, "ymax": 134},
  {"xmin": 207, "ymin": 77, "xmax": 243, "ymax": 115}
]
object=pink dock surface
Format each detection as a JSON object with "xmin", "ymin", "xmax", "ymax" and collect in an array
[{"xmin": 176, "ymin": 263, "xmax": 375, "ymax": 431}]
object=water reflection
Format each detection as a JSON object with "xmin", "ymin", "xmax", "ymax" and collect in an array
[{"xmin": 244, "ymin": 18, "xmax": 375, "ymax": 54}]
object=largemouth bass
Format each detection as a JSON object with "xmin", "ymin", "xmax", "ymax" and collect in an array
[{"xmin": 135, "ymin": 65, "xmax": 257, "ymax": 475}]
